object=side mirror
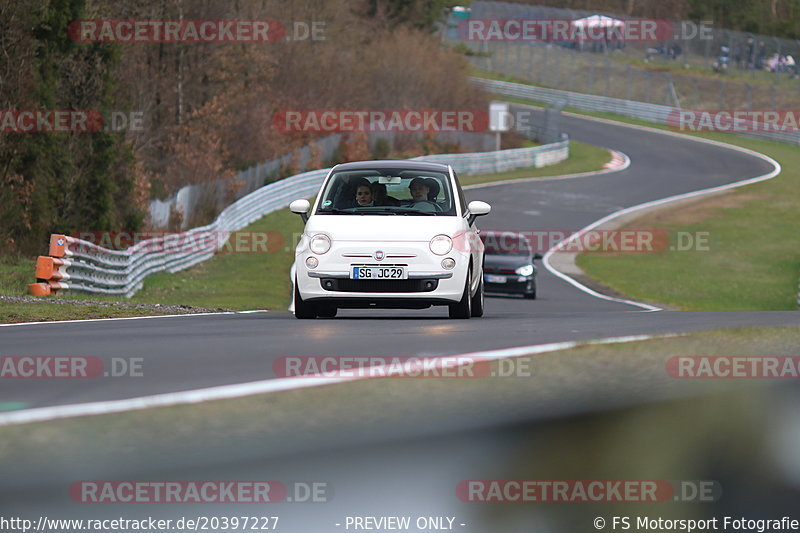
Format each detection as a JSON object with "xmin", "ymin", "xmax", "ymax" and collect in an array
[
  {"xmin": 289, "ymin": 199, "xmax": 311, "ymax": 223},
  {"xmin": 533, "ymin": 252, "xmax": 544, "ymax": 260},
  {"xmin": 467, "ymin": 200, "xmax": 491, "ymax": 225}
]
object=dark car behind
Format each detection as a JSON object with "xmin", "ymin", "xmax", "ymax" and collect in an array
[{"xmin": 480, "ymin": 231, "xmax": 541, "ymax": 299}]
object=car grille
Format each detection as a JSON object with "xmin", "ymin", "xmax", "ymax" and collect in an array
[
  {"xmin": 483, "ymin": 267, "xmax": 516, "ymax": 274},
  {"xmin": 320, "ymin": 278, "xmax": 439, "ymax": 293}
]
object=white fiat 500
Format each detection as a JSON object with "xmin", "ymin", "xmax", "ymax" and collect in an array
[{"xmin": 289, "ymin": 160, "xmax": 491, "ymax": 319}]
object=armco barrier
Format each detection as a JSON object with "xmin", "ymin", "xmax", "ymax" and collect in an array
[
  {"xmin": 29, "ymin": 140, "xmax": 569, "ymax": 297},
  {"xmin": 472, "ymin": 77, "xmax": 800, "ymax": 146}
]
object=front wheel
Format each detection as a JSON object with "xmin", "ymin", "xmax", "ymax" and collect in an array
[
  {"xmin": 448, "ymin": 271, "xmax": 472, "ymax": 319},
  {"xmin": 470, "ymin": 275, "xmax": 484, "ymax": 317},
  {"xmin": 294, "ymin": 281, "xmax": 318, "ymax": 319}
]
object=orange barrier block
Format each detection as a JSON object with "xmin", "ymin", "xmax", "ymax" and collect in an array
[
  {"xmin": 28, "ymin": 282, "xmax": 67, "ymax": 296},
  {"xmin": 35, "ymin": 256, "xmax": 68, "ymax": 280},
  {"xmin": 49, "ymin": 234, "xmax": 70, "ymax": 257},
  {"xmin": 28, "ymin": 282, "xmax": 52, "ymax": 296}
]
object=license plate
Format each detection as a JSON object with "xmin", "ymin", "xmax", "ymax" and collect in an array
[
  {"xmin": 351, "ymin": 266, "xmax": 406, "ymax": 280},
  {"xmin": 485, "ymin": 274, "xmax": 506, "ymax": 283}
]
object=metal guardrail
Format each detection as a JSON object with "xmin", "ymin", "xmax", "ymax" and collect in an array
[
  {"xmin": 29, "ymin": 141, "xmax": 569, "ymax": 297},
  {"xmin": 414, "ymin": 139, "xmax": 568, "ymax": 174},
  {"xmin": 472, "ymin": 77, "xmax": 800, "ymax": 146}
]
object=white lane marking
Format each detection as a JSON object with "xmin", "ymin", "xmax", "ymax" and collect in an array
[
  {"xmin": 535, "ymin": 110, "xmax": 782, "ymax": 312},
  {"xmin": 0, "ymin": 333, "xmax": 677, "ymax": 427}
]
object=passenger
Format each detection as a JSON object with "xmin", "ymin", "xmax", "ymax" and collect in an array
[
  {"xmin": 371, "ymin": 182, "xmax": 400, "ymax": 206},
  {"xmin": 354, "ymin": 178, "xmax": 374, "ymax": 207}
]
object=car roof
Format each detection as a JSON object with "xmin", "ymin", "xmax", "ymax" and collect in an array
[{"xmin": 332, "ymin": 160, "xmax": 451, "ymax": 173}]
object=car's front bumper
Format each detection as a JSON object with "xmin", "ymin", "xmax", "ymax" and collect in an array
[
  {"xmin": 484, "ymin": 273, "xmax": 535, "ymax": 295},
  {"xmin": 295, "ymin": 241, "xmax": 471, "ymax": 306}
]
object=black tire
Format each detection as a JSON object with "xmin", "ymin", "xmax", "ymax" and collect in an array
[
  {"xmin": 524, "ymin": 281, "xmax": 537, "ymax": 300},
  {"xmin": 448, "ymin": 271, "xmax": 472, "ymax": 319},
  {"xmin": 470, "ymin": 274, "xmax": 484, "ymax": 317},
  {"xmin": 294, "ymin": 281, "xmax": 317, "ymax": 319},
  {"xmin": 316, "ymin": 304, "xmax": 337, "ymax": 318}
]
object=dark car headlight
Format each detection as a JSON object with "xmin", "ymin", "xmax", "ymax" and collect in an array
[{"xmin": 515, "ymin": 264, "xmax": 535, "ymax": 276}]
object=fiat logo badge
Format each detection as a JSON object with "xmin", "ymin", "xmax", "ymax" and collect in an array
[{"xmin": 374, "ymin": 250, "xmax": 385, "ymax": 261}]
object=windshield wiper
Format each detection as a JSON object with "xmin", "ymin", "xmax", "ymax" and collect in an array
[
  {"xmin": 350, "ymin": 208, "xmax": 399, "ymax": 215},
  {"xmin": 319, "ymin": 207, "xmax": 435, "ymax": 215},
  {"xmin": 376, "ymin": 207, "xmax": 437, "ymax": 215},
  {"xmin": 318, "ymin": 207, "xmax": 358, "ymax": 215}
]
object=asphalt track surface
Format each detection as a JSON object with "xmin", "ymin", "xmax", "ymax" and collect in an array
[
  {"xmin": 2, "ymin": 111, "xmax": 799, "ymax": 533},
  {"xmin": 0, "ymin": 111, "xmax": 794, "ymax": 410}
]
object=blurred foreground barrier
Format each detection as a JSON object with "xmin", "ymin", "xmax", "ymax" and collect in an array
[{"xmin": 28, "ymin": 140, "xmax": 569, "ymax": 297}]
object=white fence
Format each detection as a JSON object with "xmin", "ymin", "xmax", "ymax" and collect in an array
[{"xmin": 31, "ymin": 140, "xmax": 569, "ymax": 297}]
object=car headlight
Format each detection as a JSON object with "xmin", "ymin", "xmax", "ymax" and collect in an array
[
  {"xmin": 309, "ymin": 234, "xmax": 331, "ymax": 255},
  {"xmin": 515, "ymin": 264, "xmax": 535, "ymax": 276},
  {"xmin": 429, "ymin": 235, "xmax": 452, "ymax": 256}
]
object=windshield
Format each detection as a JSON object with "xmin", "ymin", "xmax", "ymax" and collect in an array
[
  {"xmin": 481, "ymin": 233, "xmax": 533, "ymax": 256},
  {"xmin": 315, "ymin": 168, "xmax": 456, "ymax": 216}
]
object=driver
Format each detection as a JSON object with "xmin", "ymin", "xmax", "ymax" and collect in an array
[
  {"xmin": 405, "ymin": 177, "xmax": 438, "ymax": 212},
  {"xmin": 409, "ymin": 177, "xmax": 430, "ymax": 202}
]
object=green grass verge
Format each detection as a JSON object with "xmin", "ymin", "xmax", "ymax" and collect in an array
[
  {"xmin": 129, "ymin": 208, "xmax": 303, "ymax": 311},
  {"xmin": 0, "ymin": 257, "xmax": 34, "ymax": 298},
  {"xmin": 570, "ymin": 114, "xmax": 798, "ymax": 310},
  {"xmin": 0, "ymin": 302, "xmax": 180, "ymax": 323},
  {"xmin": 0, "ymin": 142, "xmax": 610, "ymax": 321}
]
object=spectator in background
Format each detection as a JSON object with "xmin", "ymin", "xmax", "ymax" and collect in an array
[
  {"xmin": 746, "ymin": 37, "xmax": 755, "ymax": 68},
  {"xmin": 734, "ymin": 44, "xmax": 743, "ymax": 69},
  {"xmin": 756, "ymin": 41, "xmax": 766, "ymax": 69},
  {"xmin": 786, "ymin": 54, "xmax": 797, "ymax": 76},
  {"xmin": 768, "ymin": 53, "xmax": 780, "ymax": 72}
]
